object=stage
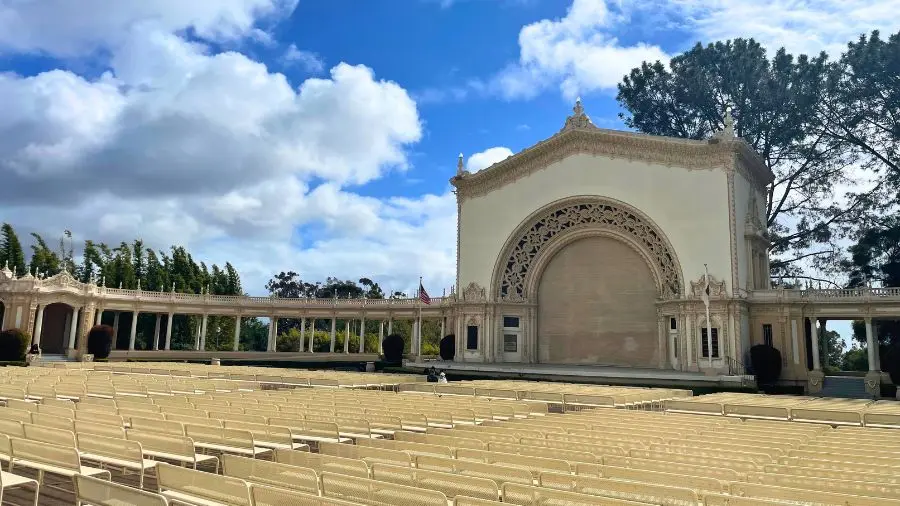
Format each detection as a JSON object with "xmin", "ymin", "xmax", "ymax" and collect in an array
[{"xmin": 404, "ymin": 360, "xmax": 754, "ymax": 389}]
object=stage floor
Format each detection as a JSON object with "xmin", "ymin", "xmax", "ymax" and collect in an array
[{"xmin": 405, "ymin": 360, "xmax": 751, "ymax": 388}]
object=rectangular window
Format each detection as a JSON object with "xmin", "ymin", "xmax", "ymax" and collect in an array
[
  {"xmin": 466, "ymin": 325, "xmax": 479, "ymax": 350},
  {"xmin": 503, "ymin": 316, "xmax": 520, "ymax": 329},
  {"xmin": 503, "ymin": 334, "xmax": 518, "ymax": 352},
  {"xmin": 701, "ymin": 328, "xmax": 720, "ymax": 358},
  {"xmin": 670, "ymin": 317, "xmax": 677, "ymax": 330},
  {"xmin": 763, "ymin": 324, "xmax": 773, "ymax": 348}
]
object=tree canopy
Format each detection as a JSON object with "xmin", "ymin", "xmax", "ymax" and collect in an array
[{"xmin": 617, "ymin": 32, "xmax": 899, "ymax": 281}]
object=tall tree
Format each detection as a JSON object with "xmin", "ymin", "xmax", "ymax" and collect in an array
[
  {"xmin": 845, "ymin": 216, "xmax": 900, "ymax": 348},
  {"xmin": 617, "ymin": 38, "xmax": 872, "ymax": 278},
  {"xmin": 0, "ymin": 224, "xmax": 26, "ymax": 276},
  {"xmin": 821, "ymin": 30, "xmax": 900, "ymax": 184},
  {"xmin": 28, "ymin": 233, "xmax": 61, "ymax": 277}
]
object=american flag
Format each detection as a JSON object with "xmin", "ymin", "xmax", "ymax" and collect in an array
[{"xmin": 419, "ymin": 281, "xmax": 431, "ymax": 305}]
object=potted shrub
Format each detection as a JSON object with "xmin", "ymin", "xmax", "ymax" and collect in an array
[
  {"xmin": 382, "ymin": 333, "xmax": 404, "ymax": 364},
  {"xmin": 0, "ymin": 328, "xmax": 29, "ymax": 362},
  {"xmin": 87, "ymin": 325, "xmax": 115, "ymax": 359},
  {"xmin": 749, "ymin": 344, "xmax": 782, "ymax": 385},
  {"xmin": 439, "ymin": 334, "xmax": 455, "ymax": 361}
]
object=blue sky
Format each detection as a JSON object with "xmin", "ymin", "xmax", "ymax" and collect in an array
[{"xmin": 2, "ymin": 0, "xmax": 898, "ymax": 345}]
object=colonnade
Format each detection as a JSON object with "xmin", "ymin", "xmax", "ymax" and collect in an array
[{"xmin": 24, "ymin": 303, "xmax": 446, "ymax": 356}]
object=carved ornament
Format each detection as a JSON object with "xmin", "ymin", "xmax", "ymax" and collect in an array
[
  {"xmin": 451, "ymin": 128, "xmax": 773, "ymax": 201},
  {"xmin": 690, "ymin": 274, "xmax": 728, "ymax": 298},
  {"xmin": 462, "ymin": 282, "xmax": 486, "ymax": 303},
  {"xmin": 496, "ymin": 197, "xmax": 682, "ymax": 301}
]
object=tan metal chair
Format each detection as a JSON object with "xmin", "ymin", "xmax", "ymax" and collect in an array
[{"xmin": 75, "ymin": 474, "xmax": 167, "ymax": 506}]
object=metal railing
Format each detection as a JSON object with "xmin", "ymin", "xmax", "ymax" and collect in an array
[{"xmin": 726, "ymin": 356, "xmax": 756, "ymax": 387}]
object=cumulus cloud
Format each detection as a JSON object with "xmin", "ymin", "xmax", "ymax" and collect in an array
[
  {"xmin": 0, "ymin": 1, "xmax": 455, "ymax": 296},
  {"xmin": 489, "ymin": 0, "xmax": 669, "ymax": 100},
  {"xmin": 467, "ymin": 147, "xmax": 514, "ymax": 172},
  {"xmin": 282, "ymin": 44, "xmax": 325, "ymax": 73},
  {"xmin": 660, "ymin": 0, "xmax": 900, "ymax": 58}
]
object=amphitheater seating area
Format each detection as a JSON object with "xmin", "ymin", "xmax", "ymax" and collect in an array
[{"xmin": 0, "ymin": 363, "xmax": 895, "ymax": 505}]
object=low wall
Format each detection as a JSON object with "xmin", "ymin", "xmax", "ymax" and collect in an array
[{"xmin": 107, "ymin": 350, "xmax": 381, "ymax": 363}]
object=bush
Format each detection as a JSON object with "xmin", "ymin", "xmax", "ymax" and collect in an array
[
  {"xmin": 382, "ymin": 333, "xmax": 404, "ymax": 364},
  {"xmin": 0, "ymin": 328, "xmax": 29, "ymax": 362},
  {"xmin": 439, "ymin": 334, "xmax": 455, "ymax": 361},
  {"xmin": 749, "ymin": 344, "xmax": 782, "ymax": 385},
  {"xmin": 884, "ymin": 344, "xmax": 900, "ymax": 385},
  {"xmin": 87, "ymin": 325, "xmax": 114, "ymax": 359}
]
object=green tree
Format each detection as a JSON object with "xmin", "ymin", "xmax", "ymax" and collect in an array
[
  {"xmin": 0, "ymin": 223, "xmax": 27, "ymax": 276},
  {"xmin": 617, "ymin": 38, "xmax": 872, "ymax": 279},
  {"xmin": 820, "ymin": 329, "xmax": 844, "ymax": 368},
  {"xmin": 821, "ymin": 30, "xmax": 900, "ymax": 182},
  {"xmin": 28, "ymin": 233, "xmax": 61, "ymax": 277},
  {"xmin": 841, "ymin": 345, "xmax": 869, "ymax": 371}
]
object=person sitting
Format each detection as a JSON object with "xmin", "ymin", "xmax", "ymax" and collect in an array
[
  {"xmin": 426, "ymin": 366, "xmax": 438, "ymax": 382},
  {"xmin": 437, "ymin": 371, "xmax": 448, "ymax": 383}
]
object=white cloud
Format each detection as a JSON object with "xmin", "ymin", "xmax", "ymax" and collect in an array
[
  {"xmin": 282, "ymin": 44, "xmax": 325, "ymax": 73},
  {"xmin": 661, "ymin": 0, "xmax": 900, "ymax": 58},
  {"xmin": 490, "ymin": 0, "xmax": 669, "ymax": 100},
  {"xmin": 467, "ymin": 147, "xmax": 514, "ymax": 172},
  {"xmin": 0, "ymin": 1, "xmax": 456, "ymax": 297},
  {"xmin": 0, "ymin": 0, "xmax": 298, "ymax": 56}
]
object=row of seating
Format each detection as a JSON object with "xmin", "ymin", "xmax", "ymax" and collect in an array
[
  {"xmin": 400, "ymin": 379, "xmax": 692, "ymax": 410},
  {"xmin": 665, "ymin": 391, "xmax": 900, "ymax": 428}
]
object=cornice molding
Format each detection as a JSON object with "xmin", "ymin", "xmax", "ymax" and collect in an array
[{"xmin": 451, "ymin": 127, "xmax": 773, "ymax": 202}]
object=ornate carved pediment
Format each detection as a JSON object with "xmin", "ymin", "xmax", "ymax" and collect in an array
[
  {"xmin": 690, "ymin": 274, "xmax": 727, "ymax": 298},
  {"xmin": 42, "ymin": 271, "xmax": 81, "ymax": 290},
  {"xmin": 465, "ymin": 315, "xmax": 483, "ymax": 327},
  {"xmin": 559, "ymin": 98, "xmax": 598, "ymax": 133},
  {"xmin": 462, "ymin": 282, "xmax": 487, "ymax": 303}
]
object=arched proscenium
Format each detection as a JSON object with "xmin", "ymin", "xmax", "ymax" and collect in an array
[{"xmin": 494, "ymin": 196, "xmax": 683, "ymax": 301}]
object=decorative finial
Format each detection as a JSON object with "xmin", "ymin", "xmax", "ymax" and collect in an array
[
  {"xmin": 118, "ymin": 281, "xmax": 122, "ymax": 289},
  {"xmin": 723, "ymin": 105, "xmax": 734, "ymax": 137},
  {"xmin": 206, "ymin": 283, "xmax": 210, "ymax": 294},
  {"xmin": 456, "ymin": 153, "xmax": 465, "ymax": 175},
  {"xmin": 137, "ymin": 279, "xmax": 141, "ymax": 290},
  {"xmin": 561, "ymin": 97, "xmax": 597, "ymax": 132},
  {"xmin": 171, "ymin": 282, "xmax": 175, "ymax": 292},
  {"xmin": 101, "ymin": 276, "xmax": 105, "ymax": 287}
]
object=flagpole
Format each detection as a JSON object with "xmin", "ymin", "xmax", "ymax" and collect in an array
[
  {"xmin": 417, "ymin": 276, "xmax": 423, "ymax": 360},
  {"xmin": 704, "ymin": 264, "xmax": 712, "ymax": 369}
]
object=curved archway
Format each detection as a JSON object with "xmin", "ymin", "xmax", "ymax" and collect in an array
[
  {"xmin": 38, "ymin": 302, "xmax": 76, "ymax": 354},
  {"xmin": 492, "ymin": 196, "xmax": 683, "ymax": 301}
]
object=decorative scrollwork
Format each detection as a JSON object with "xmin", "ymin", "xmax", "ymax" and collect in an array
[{"xmin": 498, "ymin": 198, "xmax": 682, "ymax": 300}]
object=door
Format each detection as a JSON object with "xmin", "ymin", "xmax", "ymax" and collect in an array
[{"xmin": 502, "ymin": 332, "xmax": 521, "ymax": 363}]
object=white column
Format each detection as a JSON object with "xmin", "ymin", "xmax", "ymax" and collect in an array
[
  {"xmin": 329, "ymin": 318, "xmax": 336, "ymax": 352},
  {"xmin": 194, "ymin": 317, "xmax": 201, "ymax": 350},
  {"xmin": 33, "ymin": 304, "xmax": 45, "ymax": 346},
  {"xmin": 233, "ymin": 316, "xmax": 242, "ymax": 351},
  {"xmin": 112, "ymin": 312, "xmax": 120, "ymax": 339},
  {"xmin": 358, "ymin": 317, "xmax": 365, "ymax": 353},
  {"xmin": 0, "ymin": 303, "xmax": 6, "ymax": 330},
  {"xmin": 810, "ymin": 318, "xmax": 821, "ymax": 371},
  {"xmin": 344, "ymin": 320, "xmax": 350, "ymax": 353},
  {"xmin": 94, "ymin": 308, "xmax": 103, "ymax": 326},
  {"xmin": 67, "ymin": 307, "xmax": 80, "ymax": 350},
  {"xmin": 152, "ymin": 314, "xmax": 161, "ymax": 351},
  {"xmin": 128, "ymin": 311, "xmax": 139, "ymax": 350},
  {"xmin": 388, "ymin": 318, "xmax": 393, "ymax": 336},
  {"xmin": 440, "ymin": 318, "xmax": 445, "ymax": 342},
  {"xmin": 684, "ymin": 317, "xmax": 693, "ymax": 370},
  {"xmin": 308, "ymin": 319, "xmax": 316, "ymax": 352},
  {"xmin": 865, "ymin": 318, "xmax": 878, "ymax": 371},
  {"xmin": 199, "ymin": 314, "xmax": 208, "ymax": 351},
  {"xmin": 164, "ymin": 313, "xmax": 174, "ymax": 350},
  {"xmin": 299, "ymin": 317, "xmax": 306, "ymax": 353},
  {"xmin": 378, "ymin": 321, "xmax": 384, "ymax": 354},
  {"xmin": 268, "ymin": 317, "xmax": 278, "ymax": 352},
  {"xmin": 790, "ymin": 319, "xmax": 800, "ymax": 364}
]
